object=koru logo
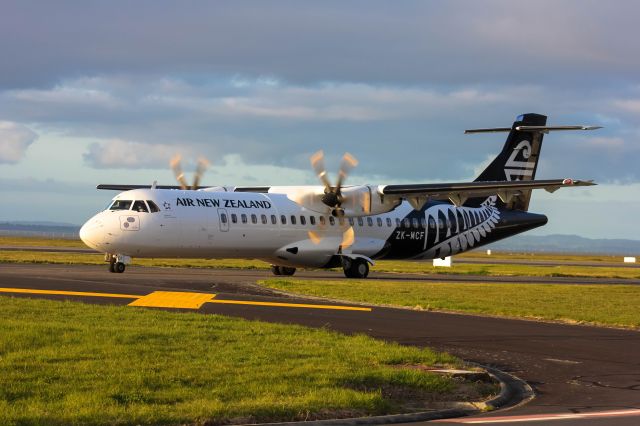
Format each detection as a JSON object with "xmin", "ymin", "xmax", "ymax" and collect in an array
[
  {"xmin": 163, "ymin": 202, "xmax": 171, "ymax": 210},
  {"xmin": 504, "ymin": 140, "xmax": 534, "ymax": 181}
]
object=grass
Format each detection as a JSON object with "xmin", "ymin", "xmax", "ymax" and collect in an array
[
  {"xmin": 0, "ymin": 235, "xmax": 86, "ymax": 248},
  {"xmin": 0, "ymin": 295, "xmax": 488, "ymax": 425},
  {"xmin": 260, "ymin": 279, "xmax": 640, "ymax": 329}
]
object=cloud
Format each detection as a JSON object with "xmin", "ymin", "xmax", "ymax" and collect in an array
[
  {"xmin": 83, "ymin": 139, "xmax": 192, "ymax": 169},
  {"xmin": 0, "ymin": 121, "xmax": 38, "ymax": 164},
  {"xmin": 1, "ymin": 1, "xmax": 639, "ymax": 89}
]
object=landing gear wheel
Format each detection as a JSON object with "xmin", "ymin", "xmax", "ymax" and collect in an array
[
  {"xmin": 271, "ymin": 265, "xmax": 282, "ymax": 276},
  {"xmin": 114, "ymin": 262, "xmax": 126, "ymax": 274},
  {"xmin": 280, "ymin": 267, "xmax": 296, "ymax": 276},
  {"xmin": 343, "ymin": 258, "xmax": 369, "ymax": 279},
  {"xmin": 109, "ymin": 261, "xmax": 116, "ymax": 273}
]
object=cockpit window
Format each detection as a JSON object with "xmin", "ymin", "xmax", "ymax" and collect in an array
[
  {"xmin": 146, "ymin": 200, "xmax": 160, "ymax": 213},
  {"xmin": 132, "ymin": 200, "xmax": 149, "ymax": 213},
  {"xmin": 109, "ymin": 200, "xmax": 132, "ymax": 210}
]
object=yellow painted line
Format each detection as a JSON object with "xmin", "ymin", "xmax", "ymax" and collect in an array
[
  {"xmin": 0, "ymin": 287, "xmax": 140, "ymax": 299},
  {"xmin": 0, "ymin": 287, "xmax": 370, "ymax": 312},
  {"xmin": 208, "ymin": 299, "xmax": 371, "ymax": 312},
  {"xmin": 129, "ymin": 291, "xmax": 216, "ymax": 309}
]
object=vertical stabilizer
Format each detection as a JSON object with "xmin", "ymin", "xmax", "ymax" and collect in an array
[{"xmin": 473, "ymin": 113, "xmax": 547, "ymax": 211}]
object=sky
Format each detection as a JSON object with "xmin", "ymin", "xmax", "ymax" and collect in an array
[{"xmin": 0, "ymin": 0, "xmax": 638, "ymax": 239}]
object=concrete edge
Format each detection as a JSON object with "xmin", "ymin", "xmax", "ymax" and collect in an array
[{"xmin": 240, "ymin": 364, "xmax": 533, "ymax": 426}]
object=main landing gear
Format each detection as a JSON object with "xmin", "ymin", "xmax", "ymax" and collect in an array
[
  {"xmin": 271, "ymin": 265, "xmax": 296, "ymax": 276},
  {"xmin": 342, "ymin": 257, "xmax": 369, "ymax": 279},
  {"xmin": 107, "ymin": 254, "xmax": 130, "ymax": 274}
]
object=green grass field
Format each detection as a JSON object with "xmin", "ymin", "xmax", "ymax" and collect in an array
[
  {"xmin": 0, "ymin": 296, "xmax": 493, "ymax": 425},
  {"xmin": 260, "ymin": 279, "xmax": 640, "ymax": 329}
]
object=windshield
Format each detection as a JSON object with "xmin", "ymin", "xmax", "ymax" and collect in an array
[{"xmin": 109, "ymin": 200, "xmax": 132, "ymax": 210}]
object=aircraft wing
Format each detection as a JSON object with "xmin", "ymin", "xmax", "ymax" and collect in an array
[
  {"xmin": 379, "ymin": 178, "xmax": 595, "ymax": 206},
  {"xmin": 96, "ymin": 184, "xmax": 271, "ymax": 192}
]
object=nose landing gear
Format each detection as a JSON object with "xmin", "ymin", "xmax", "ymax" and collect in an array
[{"xmin": 106, "ymin": 254, "xmax": 131, "ymax": 273}]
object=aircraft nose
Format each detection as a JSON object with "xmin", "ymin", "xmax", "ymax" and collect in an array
[{"xmin": 79, "ymin": 217, "xmax": 104, "ymax": 250}]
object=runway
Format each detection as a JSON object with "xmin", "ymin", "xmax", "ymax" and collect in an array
[
  {"xmin": 3, "ymin": 244, "xmax": 639, "ymax": 269},
  {"xmin": 1, "ymin": 263, "xmax": 639, "ymax": 425}
]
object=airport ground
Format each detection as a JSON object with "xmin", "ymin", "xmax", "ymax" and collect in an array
[{"xmin": 0, "ymin": 237, "xmax": 639, "ymax": 425}]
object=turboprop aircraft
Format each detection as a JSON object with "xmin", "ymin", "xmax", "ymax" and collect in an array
[{"xmin": 80, "ymin": 113, "xmax": 599, "ymax": 278}]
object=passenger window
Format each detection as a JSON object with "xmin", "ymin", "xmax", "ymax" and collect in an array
[
  {"xmin": 429, "ymin": 217, "xmax": 436, "ymax": 229},
  {"xmin": 348, "ymin": 217, "xmax": 354, "ymax": 226},
  {"xmin": 367, "ymin": 217, "xmax": 373, "ymax": 226},
  {"xmin": 280, "ymin": 215, "xmax": 287, "ymax": 225},
  {"xmin": 251, "ymin": 214, "xmax": 257, "ymax": 224},
  {"xmin": 329, "ymin": 216, "xmax": 335, "ymax": 226},
  {"xmin": 271, "ymin": 215, "xmax": 277, "ymax": 225},
  {"xmin": 403, "ymin": 218, "xmax": 410, "ymax": 228},
  {"xmin": 377, "ymin": 217, "xmax": 383, "ymax": 227},
  {"xmin": 310, "ymin": 216, "xmax": 316, "ymax": 225},
  {"xmin": 241, "ymin": 214, "xmax": 248, "ymax": 224},
  {"xmin": 412, "ymin": 218, "xmax": 419, "ymax": 228},
  {"xmin": 300, "ymin": 216, "xmax": 306, "ymax": 225},
  {"xmin": 109, "ymin": 200, "xmax": 132, "ymax": 210},
  {"xmin": 357, "ymin": 217, "xmax": 364, "ymax": 226},
  {"xmin": 319, "ymin": 216, "xmax": 326, "ymax": 225},
  {"xmin": 146, "ymin": 200, "xmax": 160, "ymax": 213},
  {"xmin": 386, "ymin": 217, "xmax": 392, "ymax": 227},
  {"xmin": 221, "ymin": 213, "xmax": 228, "ymax": 224},
  {"xmin": 132, "ymin": 200, "xmax": 149, "ymax": 213},
  {"xmin": 231, "ymin": 213, "xmax": 238, "ymax": 224},
  {"xmin": 290, "ymin": 215, "xmax": 297, "ymax": 225},
  {"xmin": 261, "ymin": 214, "xmax": 268, "ymax": 224},
  {"xmin": 396, "ymin": 218, "xmax": 401, "ymax": 227},
  {"xmin": 421, "ymin": 217, "xmax": 427, "ymax": 227}
]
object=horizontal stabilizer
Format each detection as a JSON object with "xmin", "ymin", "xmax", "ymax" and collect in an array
[{"xmin": 465, "ymin": 125, "xmax": 601, "ymax": 134}]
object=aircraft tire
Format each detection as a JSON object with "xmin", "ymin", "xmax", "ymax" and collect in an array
[
  {"xmin": 109, "ymin": 262, "xmax": 116, "ymax": 273},
  {"xmin": 114, "ymin": 262, "xmax": 126, "ymax": 273},
  {"xmin": 343, "ymin": 258, "xmax": 369, "ymax": 279},
  {"xmin": 271, "ymin": 265, "xmax": 282, "ymax": 275},
  {"xmin": 280, "ymin": 267, "xmax": 296, "ymax": 276}
]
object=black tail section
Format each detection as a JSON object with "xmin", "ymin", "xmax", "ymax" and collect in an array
[{"xmin": 473, "ymin": 113, "xmax": 547, "ymax": 211}]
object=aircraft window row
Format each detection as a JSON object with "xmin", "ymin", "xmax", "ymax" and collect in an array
[
  {"xmin": 221, "ymin": 211, "xmax": 490, "ymax": 230},
  {"xmin": 108, "ymin": 199, "xmax": 160, "ymax": 213},
  {"xmin": 222, "ymin": 213, "xmax": 435, "ymax": 228}
]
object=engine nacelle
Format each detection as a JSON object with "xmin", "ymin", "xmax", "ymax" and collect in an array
[{"xmin": 270, "ymin": 185, "xmax": 401, "ymax": 217}]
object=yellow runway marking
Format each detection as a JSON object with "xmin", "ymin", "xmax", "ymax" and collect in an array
[
  {"xmin": 0, "ymin": 287, "xmax": 370, "ymax": 312},
  {"xmin": 208, "ymin": 299, "xmax": 371, "ymax": 312},
  {"xmin": 0, "ymin": 287, "xmax": 139, "ymax": 299},
  {"xmin": 128, "ymin": 291, "xmax": 215, "ymax": 309}
]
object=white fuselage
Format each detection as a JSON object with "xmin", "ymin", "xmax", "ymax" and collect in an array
[
  {"xmin": 80, "ymin": 188, "xmax": 411, "ymax": 268},
  {"xmin": 79, "ymin": 187, "xmax": 513, "ymax": 268}
]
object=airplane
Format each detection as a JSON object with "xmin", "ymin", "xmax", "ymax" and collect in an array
[{"xmin": 79, "ymin": 113, "xmax": 599, "ymax": 278}]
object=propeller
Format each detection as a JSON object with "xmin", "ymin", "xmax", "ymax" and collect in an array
[
  {"xmin": 310, "ymin": 150, "xmax": 359, "ymax": 217},
  {"xmin": 170, "ymin": 154, "xmax": 210, "ymax": 190},
  {"xmin": 307, "ymin": 216, "xmax": 356, "ymax": 250}
]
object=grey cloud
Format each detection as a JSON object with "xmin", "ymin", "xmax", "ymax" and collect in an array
[
  {"xmin": 1, "ymin": 1, "xmax": 639, "ymax": 89},
  {"xmin": 1, "ymin": 74, "xmax": 637, "ymax": 182}
]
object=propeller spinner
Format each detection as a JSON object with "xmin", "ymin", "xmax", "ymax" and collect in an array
[{"xmin": 310, "ymin": 150, "xmax": 358, "ymax": 217}]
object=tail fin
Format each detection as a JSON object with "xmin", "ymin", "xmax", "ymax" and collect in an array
[{"xmin": 472, "ymin": 113, "xmax": 547, "ymax": 211}]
